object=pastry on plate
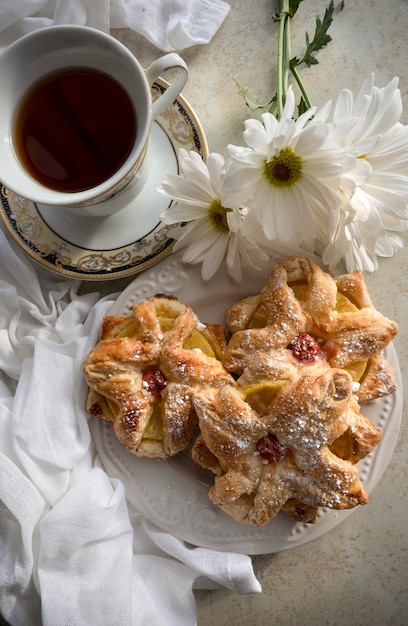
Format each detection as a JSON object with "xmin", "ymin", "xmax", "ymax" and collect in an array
[
  {"xmin": 223, "ymin": 256, "xmax": 398, "ymax": 403},
  {"xmin": 83, "ymin": 294, "xmax": 234, "ymax": 458},
  {"xmin": 192, "ymin": 361, "xmax": 382, "ymax": 526}
]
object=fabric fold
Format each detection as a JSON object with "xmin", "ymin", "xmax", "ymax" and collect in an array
[
  {"xmin": 0, "ymin": 0, "xmax": 230, "ymax": 51},
  {"xmin": 145, "ymin": 522, "xmax": 262, "ymax": 594},
  {"xmin": 38, "ymin": 469, "xmax": 134, "ymax": 626},
  {"xmin": 0, "ymin": 452, "xmax": 45, "ymax": 626}
]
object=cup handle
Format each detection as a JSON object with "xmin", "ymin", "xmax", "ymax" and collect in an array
[{"xmin": 145, "ymin": 53, "xmax": 188, "ymax": 119}]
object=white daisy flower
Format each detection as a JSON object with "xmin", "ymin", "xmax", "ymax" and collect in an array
[
  {"xmin": 221, "ymin": 86, "xmax": 352, "ymax": 247},
  {"xmin": 323, "ymin": 75, "xmax": 408, "ymax": 271},
  {"xmin": 321, "ymin": 190, "xmax": 404, "ymax": 273},
  {"xmin": 159, "ymin": 149, "xmax": 268, "ymax": 282}
]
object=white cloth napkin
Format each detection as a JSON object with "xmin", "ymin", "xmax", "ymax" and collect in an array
[
  {"xmin": 0, "ymin": 0, "xmax": 230, "ymax": 52},
  {"xmin": 0, "ymin": 225, "xmax": 261, "ymax": 626}
]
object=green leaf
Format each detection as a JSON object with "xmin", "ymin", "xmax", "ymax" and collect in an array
[
  {"xmin": 290, "ymin": 0, "xmax": 340, "ymax": 69},
  {"xmin": 267, "ymin": 94, "xmax": 278, "ymax": 115},
  {"xmin": 236, "ymin": 0, "xmax": 344, "ymax": 119},
  {"xmin": 288, "ymin": 0, "xmax": 304, "ymax": 17},
  {"xmin": 233, "ymin": 79, "xmax": 274, "ymax": 112},
  {"xmin": 273, "ymin": 0, "xmax": 304, "ymax": 22},
  {"xmin": 297, "ymin": 96, "xmax": 309, "ymax": 117}
]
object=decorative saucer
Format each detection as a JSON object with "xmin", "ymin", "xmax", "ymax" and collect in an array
[{"xmin": 0, "ymin": 80, "xmax": 208, "ymax": 281}]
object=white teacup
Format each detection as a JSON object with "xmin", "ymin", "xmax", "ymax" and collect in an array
[{"xmin": 0, "ymin": 25, "xmax": 188, "ymax": 216}]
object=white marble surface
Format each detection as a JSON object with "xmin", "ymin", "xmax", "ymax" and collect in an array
[{"xmin": 107, "ymin": 1, "xmax": 407, "ymax": 623}]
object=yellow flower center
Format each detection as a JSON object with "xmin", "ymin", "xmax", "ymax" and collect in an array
[
  {"xmin": 263, "ymin": 147, "xmax": 302, "ymax": 187},
  {"xmin": 208, "ymin": 198, "xmax": 231, "ymax": 232}
]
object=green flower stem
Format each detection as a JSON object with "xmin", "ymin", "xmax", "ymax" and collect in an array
[
  {"xmin": 276, "ymin": 0, "xmax": 314, "ymax": 117},
  {"xmin": 277, "ymin": 0, "xmax": 291, "ymax": 118},
  {"xmin": 235, "ymin": 1, "xmax": 338, "ymax": 117},
  {"xmin": 290, "ymin": 64, "xmax": 313, "ymax": 109},
  {"xmin": 284, "ymin": 8, "xmax": 292, "ymax": 102}
]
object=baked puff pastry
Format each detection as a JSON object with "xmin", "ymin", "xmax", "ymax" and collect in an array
[
  {"xmin": 83, "ymin": 295, "xmax": 234, "ymax": 458},
  {"xmin": 223, "ymin": 256, "xmax": 398, "ymax": 403},
  {"xmin": 192, "ymin": 364, "xmax": 382, "ymax": 526}
]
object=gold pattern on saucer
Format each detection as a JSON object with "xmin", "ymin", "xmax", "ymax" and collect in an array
[
  {"xmin": 3, "ymin": 188, "xmax": 43, "ymax": 241},
  {"xmin": 153, "ymin": 82, "xmax": 196, "ymax": 146},
  {"xmin": 0, "ymin": 81, "xmax": 208, "ymax": 281}
]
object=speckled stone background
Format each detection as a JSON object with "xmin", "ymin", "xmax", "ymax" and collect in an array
[{"xmin": 103, "ymin": 1, "xmax": 407, "ymax": 623}]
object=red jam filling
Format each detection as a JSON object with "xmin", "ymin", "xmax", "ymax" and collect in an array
[
  {"xmin": 290, "ymin": 332, "xmax": 323, "ymax": 362},
  {"xmin": 142, "ymin": 368, "xmax": 167, "ymax": 396},
  {"xmin": 256, "ymin": 433, "xmax": 287, "ymax": 463}
]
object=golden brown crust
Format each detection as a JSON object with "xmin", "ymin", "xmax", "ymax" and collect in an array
[
  {"xmin": 224, "ymin": 261, "xmax": 308, "ymax": 374},
  {"xmin": 192, "ymin": 365, "xmax": 382, "ymax": 527},
  {"xmin": 355, "ymin": 352, "xmax": 397, "ymax": 404},
  {"xmin": 84, "ymin": 255, "xmax": 397, "ymax": 527},
  {"xmin": 223, "ymin": 256, "xmax": 398, "ymax": 403},
  {"xmin": 83, "ymin": 295, "xmax": 234, "ymax": 458},
  {"xmin": 195, "ymin": 255, "xmax": 397, "ymax": 524}
]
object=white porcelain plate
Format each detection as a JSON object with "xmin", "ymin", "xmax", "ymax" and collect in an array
[
  {"xmin": 90, "ymin": 251, "xmax": 403, "ymax": 555},
  {"xmin": 0, "ymin": 81, "xmax": 208, "ymax": 281}
]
